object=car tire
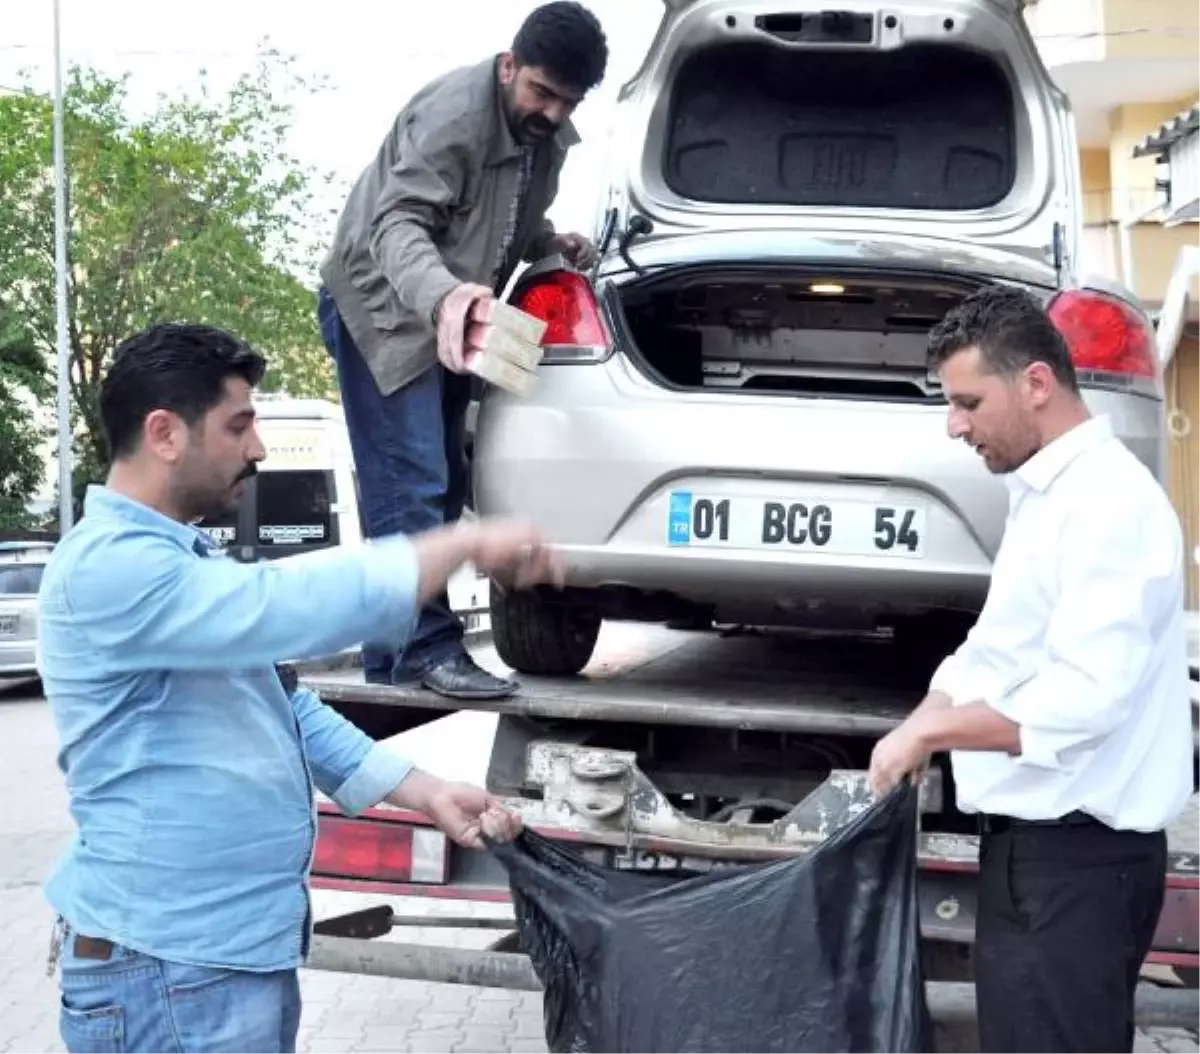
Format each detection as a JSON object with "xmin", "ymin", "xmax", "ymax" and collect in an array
[{"xmin": 491, "ymin": 587, "xmax": 601, "ymax": 676}]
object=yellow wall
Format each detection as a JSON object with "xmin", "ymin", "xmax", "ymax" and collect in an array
[
  {"xmin": 1103, "ymin": 0, "xmax": 1200, "ymax": 62},
  {"xmin": 1165, "ymin": 335, "xmax": 1199, "ymax": 609},
  {"xmin": 1107, "ymin": 97, "xmax": 1197, "ymax": 220},
  {"xmin": 1080, "ymin": 148, "xmax": 1113, "ymax": 225},
  {"xmin": 1077, "ymin": 100, "xmax": 1199, "ymax": 300},
  {"xmin": 1124, "ymin": 227, "xmax": 1200, "ymax": 302}
]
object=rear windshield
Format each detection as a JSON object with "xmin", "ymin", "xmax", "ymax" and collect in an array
[
  {"xmin": 255, "ymin": 470, "xmax": 334, "ymax": 548},
  {"xmin": 663, "ymin": 43, "xmax": 1016, "ymax": 210},
  {"xmin": 0, "ymin": 563, "xmax": 44, "ymax": 595}
]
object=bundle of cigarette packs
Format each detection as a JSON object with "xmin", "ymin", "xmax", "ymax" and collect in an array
[{"xmin": 463, "ymin": 298, "xmax": 547, "ymax": 397}]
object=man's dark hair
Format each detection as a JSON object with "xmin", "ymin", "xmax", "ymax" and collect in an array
[
  {"xmin": 100, "ymin": 322, "xmax": 266, "ymax": 459},
  {"xmin": 512, "ymin": 2, "xmax": 608, "ymax": 95},
  {"xmin": 928, "ymin": 285, "xmax": 1079, "ymax": 394}
]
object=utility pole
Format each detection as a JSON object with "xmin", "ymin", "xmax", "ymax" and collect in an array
[{"xmin": 52, "ymin": 0, "xmax": 73, "ymax": 531}]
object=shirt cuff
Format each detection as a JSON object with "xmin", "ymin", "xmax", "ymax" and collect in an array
[
  {"xmin": 1011, "ymin": 724, "xmax": 1069, "ymax": 771},
  {"xmin": 986, "ymin": 685, "xmax": 1069, "ymax": 772},
  {"xmin": 330, "ymin": 743, "xmax": 414, "ymax": 817},
  {"xmin": 415, "ymin": 270, "xmax": 462, "ymax": 331}
]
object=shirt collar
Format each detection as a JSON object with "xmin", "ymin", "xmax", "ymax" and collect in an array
[
  {"xmin": 1011, "ymin": 414, "xmax": 1113, "ymax": 494},
  {"xmin": 82, "ymin": 485, "xmax": 216, "ymax": 553}
]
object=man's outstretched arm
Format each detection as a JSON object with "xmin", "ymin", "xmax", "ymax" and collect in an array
[{"xmin": 65, "ymin": 520, "xmax": 562, "ymax": 676}]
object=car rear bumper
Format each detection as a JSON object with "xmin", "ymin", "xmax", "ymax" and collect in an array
[
  {"xmin": 553, "ymin": 542, "xmax": 991, "ymax": 617},
  {"xmin": 0, "ymin": 640, "xmax": 38, "ymax": 676},
  {"xmin": 474, "ymin": 355, "xmax": 1162, "ymax": 618}
]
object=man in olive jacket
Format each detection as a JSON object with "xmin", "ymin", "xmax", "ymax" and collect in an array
[{"xmin": 318, "ymin": 3, "xmax": 607, "ymax": 699}]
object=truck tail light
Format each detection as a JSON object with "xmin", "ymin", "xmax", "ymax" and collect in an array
[
  {"xmin": 313, "ymin": 813, "xmax": 448, "ymax": 884},
  {"xmin": 513, "ymin": 270, "xmax": 611, "ymax": 364},
  {"xmin": 1047, "ymin": 288, "xmax": 1159, "ymax": 386}
]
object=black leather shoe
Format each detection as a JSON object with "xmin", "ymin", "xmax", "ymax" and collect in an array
[{"xmin": 419, "ymin": 653, "xmax": 518, "ymax": 700}]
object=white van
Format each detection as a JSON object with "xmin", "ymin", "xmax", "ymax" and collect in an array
[
  {"xmin": 197, "ymin": 396, "xmax": 362, "ymax": 561},
  {"xmin": 197, "ymin": 396, "xmax": 490, "ymax": 628}
]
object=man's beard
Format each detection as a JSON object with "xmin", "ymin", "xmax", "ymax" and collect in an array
[
  {"xmin": 503, "ymin": 88, "xmax": 557, "ymax": 144},
  {"xmin": 187, "ymin": 461, "xmax": 257, "ymax": 522},
  {"xmin": 517, "ymin": 112, "xmax": 556, "ymax": 142}
]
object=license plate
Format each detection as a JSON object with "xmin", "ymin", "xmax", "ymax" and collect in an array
[
  {"xmin": 667, "ymin": 492, "xmax": 926, "ymax": 558},
  {"xmin": 0, "ymin": 613, "xmax": 17, "ymax": 636}
]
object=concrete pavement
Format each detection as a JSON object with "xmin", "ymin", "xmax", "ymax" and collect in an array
[{"xmin": 1, "ymin": 677, "xmax": 1196, "ymax": 1054}]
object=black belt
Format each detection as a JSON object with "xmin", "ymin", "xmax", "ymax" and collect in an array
[{"xmin": 978, "ymin": 810, "xmax": 1104, "ymax": 834}]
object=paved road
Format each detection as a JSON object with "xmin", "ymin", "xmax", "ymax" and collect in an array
[{"xmin": 1, "ymin": 676, "xmax": 1196, "ymax": 1054}]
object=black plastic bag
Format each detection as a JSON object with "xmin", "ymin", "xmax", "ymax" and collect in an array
[{"xmin": 489, "ymin": 781, "xmax": 932, "ymax": 1053}]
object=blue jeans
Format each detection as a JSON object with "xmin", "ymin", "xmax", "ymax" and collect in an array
[
  {"xmin": 317, "ymin": 287, "xmax": 472, "ymax": 679},
  {"xmin": 58, "ymin": 929, "xmax": 300, "ymax": 1053}
]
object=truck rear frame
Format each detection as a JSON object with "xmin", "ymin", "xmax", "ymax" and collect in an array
[{"xmin": 300, "ymin": 625, "xmax": 1200, "ymax": 1030}]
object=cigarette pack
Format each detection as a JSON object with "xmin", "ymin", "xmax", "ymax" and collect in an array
[
  {"xmin": 465, "ymin": 348, "xmax": 538, "ymax": 397},
  {"xmin": 465, "ymin": 323, "xmax": 544, "ymax": 372},
  {"xmin": 470, "ymin": 298, "xmax": 548, "ymax": 346}
]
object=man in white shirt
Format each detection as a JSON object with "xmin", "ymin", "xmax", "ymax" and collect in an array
[{"xmin": 868, "ymin": 285, "xmax": 1194, "ymax": 1053}]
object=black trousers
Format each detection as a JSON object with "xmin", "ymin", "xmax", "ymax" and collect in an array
[{"xmin": 975, "ymin": 817, "xmax": 1168, "ymax": 1054}]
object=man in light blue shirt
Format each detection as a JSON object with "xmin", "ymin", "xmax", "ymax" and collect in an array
[{"xmin": 38, "ymin": 322, "xmax": 557, "ymax": 1053}]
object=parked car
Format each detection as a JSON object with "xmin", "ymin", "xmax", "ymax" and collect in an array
[
  {"xmin": 473, "ymin": 0, "xmax": 1165, "ymax": 676},
  {"xmin": 0, "ymin": 542, "xmax": 52, "ymax": 680}
]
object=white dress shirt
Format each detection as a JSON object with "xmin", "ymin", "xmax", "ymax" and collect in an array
[{"xmin": 931, "ymin": 414, "xmax": 1194, "ymax": 832}]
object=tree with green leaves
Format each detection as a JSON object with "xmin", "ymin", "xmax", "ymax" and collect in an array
[
  {"xmin": 0, "ymin": 309, "xmax": 49, "ymax": 528},
  {"xmin": 0, "ymin": 51, "xmax": 336, "ymax": 505}
]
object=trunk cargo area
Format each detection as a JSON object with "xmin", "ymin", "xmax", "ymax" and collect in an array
[{"xmin": 615, "ymin": 268, "xmax": 984, "ymax": 401}]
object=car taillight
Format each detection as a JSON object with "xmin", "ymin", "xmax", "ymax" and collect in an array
[
  {"xmin": 312, "ymin": 814, "xmax": 448, "ymax": 884},
  {"xmin": 1047, "ymin": 289, "xmax": 1158, "ymax": 383},
  {"xmin": 513, "ymin": 270, "xmax": 611, "ymax": 363}
]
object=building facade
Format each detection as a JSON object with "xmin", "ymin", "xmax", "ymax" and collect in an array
[{"xmin": 1027, "ymin": 0, "xmax": 1199, "ymax": 606}]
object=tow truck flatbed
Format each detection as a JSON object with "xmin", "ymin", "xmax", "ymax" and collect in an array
[
  {"xmin": 301, "ymin": 623, "xmax": 1199, "ymax": 1004},
  {"xmin": 306, "ymin": 623, "xmax": 926, "ymax": 735}
]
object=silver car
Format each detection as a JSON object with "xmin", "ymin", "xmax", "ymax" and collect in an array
[
  {"xmin": 0, "ymin": 542, "xmax": 51, "ymax": 679},
  {"xmin": 474, "ymin": 0, "xmax": 1164, "ymax": 675}
]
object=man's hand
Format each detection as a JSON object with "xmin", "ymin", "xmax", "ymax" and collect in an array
[
  {"xmin": 867, "ymin": 689, "xmax": 952, "ymax": 796},
  {"xmin": 435, "ymin": 282, "xmax": 494, "ymax": 373},
  {"xmin": 469, "ymin": 520, "xmax": 565, "ymax": 590},
  {"xmin": 388, "ymin": 769, "xmax": 522, "ymax": 849},
  {"xmin": 546, "ymin": 232, "xmax": 597, "ymax": 270},
  {"xmin": 412, "ymin": 519, "xmax": 563, "ymax": 607},
  {"xmin": 868, "ymin": 715, "xmax": 931, "ymax": 799}
]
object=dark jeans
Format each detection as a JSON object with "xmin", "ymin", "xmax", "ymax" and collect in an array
[
  {"xmin": 974, "ymin": 819, "xmax": 1167, "ymax": 1053},
  {"xmin": 317, "ymin": 287, "xmax": 472, "ymax": 679}
]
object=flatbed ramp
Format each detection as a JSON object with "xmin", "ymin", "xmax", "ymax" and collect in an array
[
  {"xmin": 303, "ymin": 622, "xmax": 1199, "ymax": 854},
  {"xmin": 306, "ymin": 623, "xmax": 924, "ymax": 735}
]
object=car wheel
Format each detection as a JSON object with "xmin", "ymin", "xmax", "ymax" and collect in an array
[{"xmin": 491, "ymin": 587, "xmax": 601, "ymax": 676}]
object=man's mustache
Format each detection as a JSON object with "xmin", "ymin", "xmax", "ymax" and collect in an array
[
  {"xmin": 234, "ymin": 462, "xmax": 258, "ymax": 485},
  {"xmin": 522, "ymin": 114, "xmax": 557, "ymax": 137}
]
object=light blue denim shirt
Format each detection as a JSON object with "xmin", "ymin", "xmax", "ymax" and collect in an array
[{"xmin": 38, "ymin": 485, "xmax": 419, "ymax": 971}]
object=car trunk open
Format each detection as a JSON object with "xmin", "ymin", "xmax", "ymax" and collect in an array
[
  {"xmin": 662, "ymin": 40, "xmax": 1016, "ymax": 211},
  {"xmin": 613, "ymin": 268, "xmax": 987, "ymax": 401}
]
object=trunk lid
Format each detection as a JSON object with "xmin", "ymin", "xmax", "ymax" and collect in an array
[{"xmin": 605, "ymin": 0, "xmax": 1079, "ymax": 275}]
